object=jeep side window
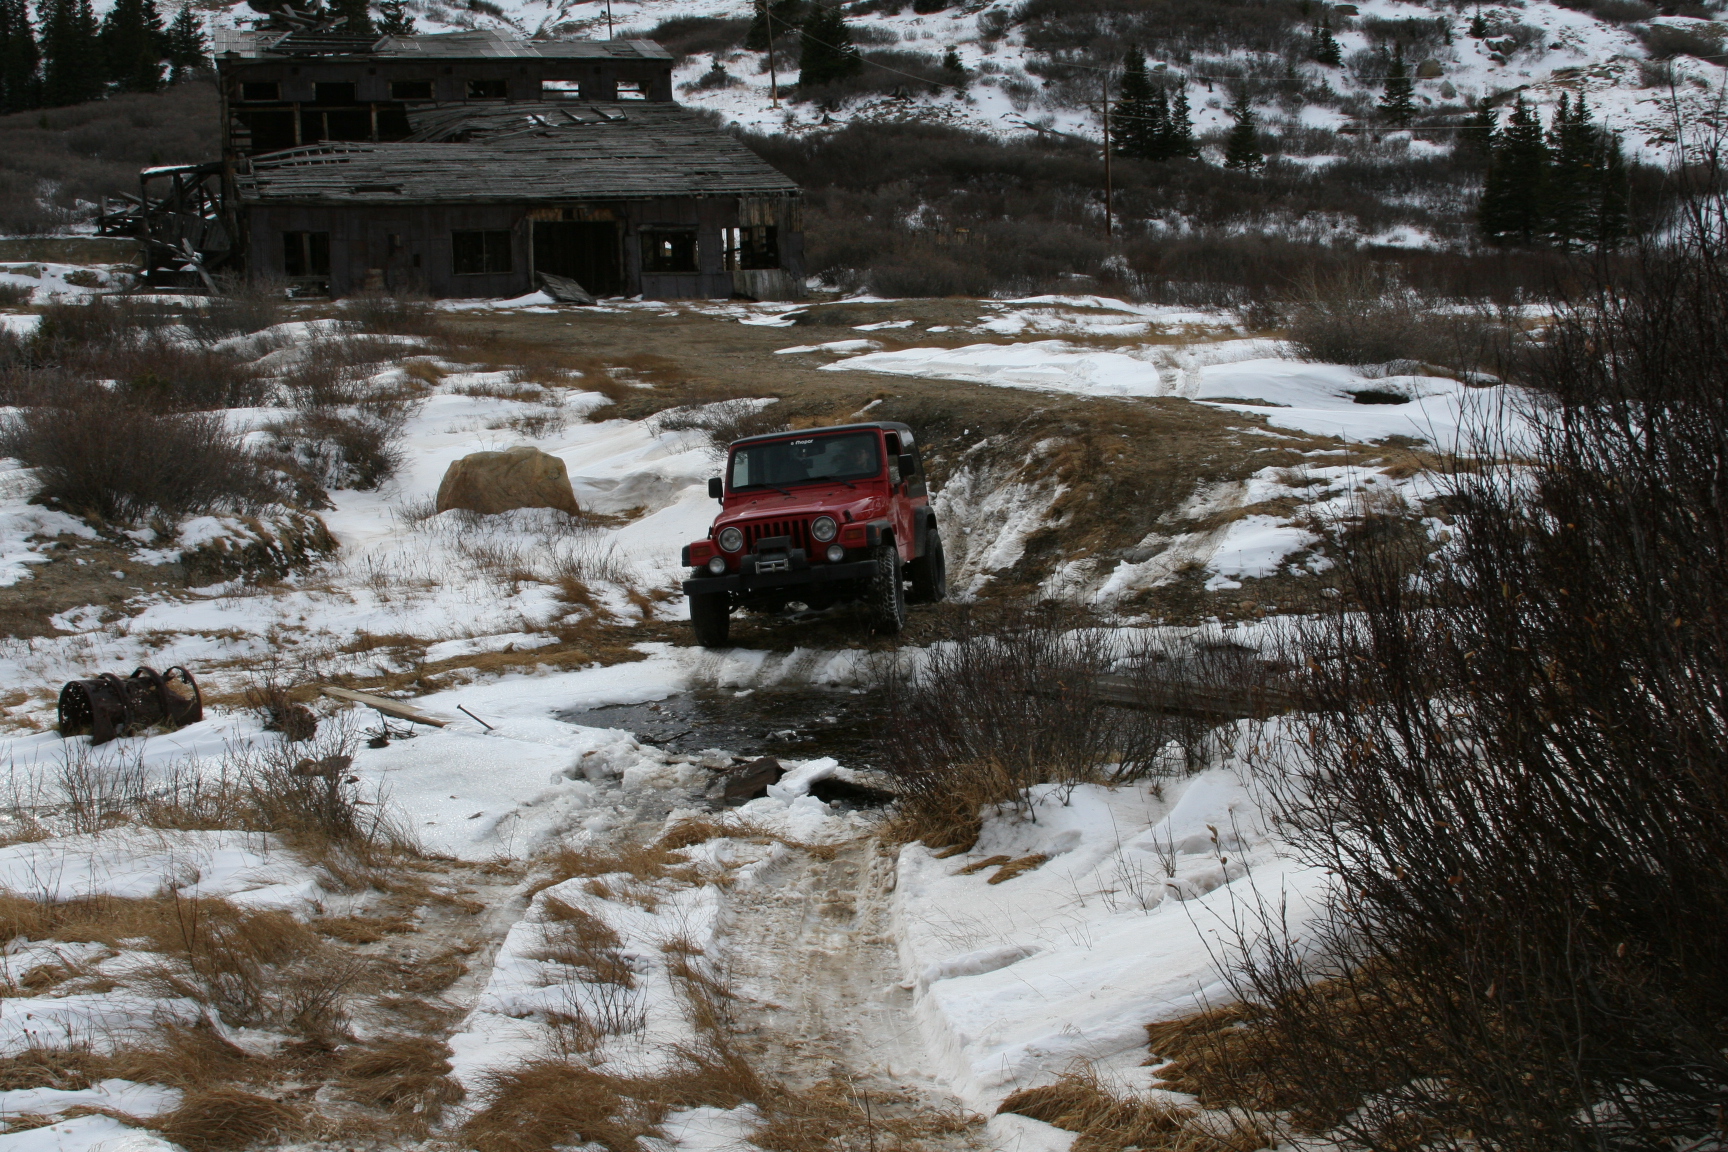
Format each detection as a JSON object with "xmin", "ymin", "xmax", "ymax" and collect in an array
[{"xmin": 885, "ymin": 434, "xmax": 901, "ymax": 483}]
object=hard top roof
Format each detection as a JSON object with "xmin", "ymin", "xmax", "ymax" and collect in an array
[
  {"xmin": 213, "ymin": 27, "xmax": 672, "ymax": 61},
  {"xmin": 728, "ymin": 422, "xmax": 914, "ymax": 448}
]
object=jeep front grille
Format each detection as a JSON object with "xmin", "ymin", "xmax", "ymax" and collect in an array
[{"xmin": 743, "ymin": 518, "xmax": 810, "ymax": 553}]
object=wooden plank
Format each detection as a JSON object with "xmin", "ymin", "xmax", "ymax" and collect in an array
[{"xmin": 320, "ymin": 686, "xmax": 449, "ymax": 726}]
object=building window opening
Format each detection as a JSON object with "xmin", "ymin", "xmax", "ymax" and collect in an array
[
  {"xmin": 452, "ymin": 230, "xmax": 513, "ymax": 275},
  {"xmin": 640, "ymin": 229, "xmax": 698, "ymax": 274},
  {"xmin": 283, "ymin": 231, "xmax": 330, "ymax": 277},
  {"xmin": 313, "ymin": 82, "xmax": 357, "ymax": 104},
  {"xmin": 541, "ymin": 79, "xmax": 581, "ymax": 99},
  {"xmin": 616, "ymin": 80, "xmax": 645, "ymax": 100},
  {"xmin": 241, "ymin": 81, "xmax": 280, "ymax": 101},
  {"xmin": 722, "ymin": 225, "xmax": 780, "ymax": 271},
  {"xmin": 390, "ymin": 79, "xmax": 433, "ymax": 100},
  {"xmin": 467, "ymin": 78, "xmax": 508, "ymax": 99}
]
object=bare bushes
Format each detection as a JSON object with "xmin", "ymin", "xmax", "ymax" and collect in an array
[
  {"xmin": 651, "ymin": 398, "xmax": 787, "ymax": 459},
  {"xmin": 1283, "ymin": 265, "xmax": 1512, "ymax": 373},
  {"xmin": 1221, "ymin": 209, "xmax": 1728, "ymax": 1147},
  {"xmin": 269, "ymin": 338, "xmax": 423, "ymax": 490},
  {"xmin": 0, "ymin": 384, "xmax": 282, "ymax": 522},
  {"xmin": 880, "ymin": 610, "xmax": 1266, "ymax": 849}
]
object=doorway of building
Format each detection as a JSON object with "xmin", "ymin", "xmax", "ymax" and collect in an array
[{"xmin": 533, "ymin": 221, "xmax": 623, "ymax": 297}]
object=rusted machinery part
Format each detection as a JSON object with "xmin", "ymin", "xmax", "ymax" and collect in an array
[{"xmin": 58, "ymin": 665, "xmax": 203, "ymax": 746}]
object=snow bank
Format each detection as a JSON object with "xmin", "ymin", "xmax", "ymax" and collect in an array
[
  {"xmin": 0, "ymin": 1114, "xmax": 181, "ymax": 1152},
  {"xmin": 892, "ymin": 765, "xmax": 1326, "ymax": 1107},
  {"xmin": 0, "ymin": 829, "xmax": 321, "ymax": 911}
]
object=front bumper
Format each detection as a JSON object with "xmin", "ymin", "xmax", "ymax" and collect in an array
[{"xmin": 683, "ymin": 557, "xmax": 876, "ymax": 597}]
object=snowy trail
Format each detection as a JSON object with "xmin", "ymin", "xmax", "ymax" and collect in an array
[{"xmin": 721, "ymin": 836, "xmax": 986, "ymax": 1146}]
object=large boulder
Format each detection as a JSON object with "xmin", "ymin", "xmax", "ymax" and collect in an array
[{"xmin": 436, "ymin": 446, "xmax": 580, "ymax": 516}]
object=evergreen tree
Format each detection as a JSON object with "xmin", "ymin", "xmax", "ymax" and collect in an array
[
  {"xmin": 1311, "ymin": 16, "xmax": 1341, "ymax": 66},
  {"xmin": 1595, "ymin": 131, "xmax": 1629, "ymax": 251},
  {"xmin": 100, "ymin": 0, "xmax": 163, "ymax": 92},
  {"xmin": 1468, "ymin": 9, "xmax": 1487, "ymax": 36},
  {"xmin": 941, "ymin": 43, "xmax": 964, "ymax": 85},
  {"xmin": 330, "ymin": 0, "xmax": 373, "ymax": 37},
  {"xmin": 376, "ymin": 0, "xmax": 413, "ymax": 35},
  {"xmin": 746, "ymin": 0, "xmax": 802, "ymax": 52},
  {"xmin": 0, "ymin": 0, "xmax": 42, "ymax": 112},
  {"xmin": 1478, "ymin": 96, "xmax": 1548, "ymax": 246},
  {"xmin": 1223, "ymin": 87, "xmax": 1263, "ymax": 170},
  {"xmin": 798, "ymin": 2, "xmax": 860, "ymax": 88},
  {"xmin": 163, "ymin": 1, "xmax": 205, "ymax": 79},
  {"xmin": 1113, "ymin": 46, "xmax": 1160, "ymax": 160},
  {"xmin": 1379, "ymin": 42, "xmax": 1415, "ymax": 125},
  {"xmin": 1547, "ymin": 93, "xmax": 1600, "ymax": 248},
  {"xmin": 1459, "ymin": 101, "xmax": 1498, "ymax": 165},
  {"xmin": 41, "ymin": 0, "xmax": 103, "ymax": 105},
  {"xmin": 1167, "ymin": 82, "xmax": 1196, "ymax": 157}
]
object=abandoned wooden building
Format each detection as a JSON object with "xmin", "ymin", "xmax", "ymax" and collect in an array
[{"xmin": 103, "ymin": 27, "xmax": 805, "ymax": 300}]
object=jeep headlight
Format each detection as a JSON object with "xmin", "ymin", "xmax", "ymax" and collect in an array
[
  {"xmin": 811, "ymin": 516, "xmax": 838, "ymax": 543},
  {"xmin": 718, "ymin": 527, "xmax": 744, "ymax": 552}
]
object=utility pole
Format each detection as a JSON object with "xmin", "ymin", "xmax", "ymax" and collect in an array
[
  {"xmin": 1101, "ymin": 68, "xmax": 1113, "ymax": 238},
  {"xmin": 604, "ymin": 0, "xmax": 613, "ymax": 38},
  {"xmin": 763, "ymin": 0, "xmax": 780, "ymax": 108}
]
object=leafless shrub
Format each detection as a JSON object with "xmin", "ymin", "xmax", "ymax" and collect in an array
[
  {"xmin": 1284, "ymin": 265, "xmax": 1512, "ymax": 373},
  {"xmin": 1221, "ymin": 201, "xmax": 1728, "ymax": 1148},
  {"xmin": 651, "ymin": 398, "xmax": 787, "ymax": 460},
  {"xmin": 0, "ymin": 283, "xmax": 31, "ymax": 306},
  {"xmin": 0, "ymin": 383, "xmax": 284, "ymax": 522},
  {"xmin": 340, "ymin": 291, "xmax": 447, "ymax": 338},
  {"xmin": 880, "ymin": 607, "xmax": 1267, "ymax": 850}
]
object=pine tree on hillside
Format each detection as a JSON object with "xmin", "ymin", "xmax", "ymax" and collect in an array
[
  {"xmin": 164, "ymin": 1, "xmax": 205, "ymax": 79},
  {"xmin": 1311, "ymin": 16, "xmax": 1341, "ymax": 66},
  {"xmin": 1379, "ymin": 42, "xmax": 1415, "ymax": 125},
  {"xmin": 0, "ymin": 0, "xmax": 43, "ymax": 112},
  {"xmin": 100, "ymin": 0, "xmax": 164, "ymax": 92},
  {"xmin": 1547, "ymin": 93, "xmax": 1601, "ymax": 248},
  {"xmin": 41, "ymin": 0, "xmax": 103, "ymax": 105},
  {"xmin": 376, "ymin": 0, "xmax": 413, "ymax": 35},
  {"xmin": 1223, "ymin": 87, "xmax": 1263, "ymax": 170},
  {"xmin": 1468, "ymin": 9, "xmax": 1487, "ymax": 36},
  {"xmin": 1113, "ymin": 46, "xmax": 1160, "ymax": 160},
  {"xmin": 798, "ymin": 2, "xmax": 861, "ymax": 88},
  {"xmin": 1479, "ymin": 96, "xmax": 1548, "ymax": 245},
  {"xmin": 941, "ymin": 44, "xmax": 964, "ymax": 85},
  {"xmin": 1459, "ymin": 101, "xmax": 1498, "ymax": 165},
  {"xmin": 1596, "ymin": 131, "xmax": 1629, "ymax": 250},
  {"xmin": 1167, "ymin": 82, "xmax": 1197, "ymax": 157},
  {"xmin": 746, "ymin": 0, "xmax": 803, "ymax": 52},
  {"xmin": 330, "ymin": 0, "xmax": 372, "ymax": 37}
]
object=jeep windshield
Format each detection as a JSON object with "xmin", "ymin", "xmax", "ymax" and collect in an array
[{"xmin": 729, "ymin": 432, "xmax": 880, "ymax": 491}]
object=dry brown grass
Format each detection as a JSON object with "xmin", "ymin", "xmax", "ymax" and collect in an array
[
  {"xmin": 461, "ymin": 1061, "xmax": 661, "ymax": 1152},
  {"xmin": 107, "ymin": 1025, "xmax": 265, "ymax": 1089},
  {"xmin": 315, "ymin": 913, "xmax": 418, "ymax": 944},
  {"xmin": 534, "ymin": 897, "xmax": 635, "ymax": 987},
  {"xmin": 986, "ymin": 854, "xmax": 1049, "ymax": 884},
  {"xmin": 0, "ymin": 1047, "xmax": 112, "ymax": 1091},
  {"xmin": 337, "ymin": 1036, "xmax": 463, "ymax": 1122},
  {"xmin": 1000, "ymin": 1069, "xmax": 1271, "ymax": 1152},
  {"xmin": 151, "ymin": 1086, "xmax": 303, "ymax": 1152}
]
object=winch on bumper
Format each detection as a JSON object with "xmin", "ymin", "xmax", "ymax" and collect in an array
[{"xmin": 681, "ymin": 535, "xmax": 876, "ymax": 596}]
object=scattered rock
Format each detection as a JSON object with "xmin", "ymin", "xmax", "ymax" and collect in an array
[
  {"xmin": 1416, "ymin": 58, "xmax": 1444, "ymax": 78},
  {"xmin": 179, "ymin": 508, "xmax": 338, "ymax": 586},
  {"xmin": 435, "ymin": 445, "xmax": 580, "ymax": 516},
  {"xmin": 723, "ymin": 756, "xmax": 784, "ymax": 805},
  {"xmin": 293, "ymin": 754, "xmax": 353, "ymax": 777},
  {"xmin": 265, "ymin": 702, "xmax": 319, "ymax": 742}
]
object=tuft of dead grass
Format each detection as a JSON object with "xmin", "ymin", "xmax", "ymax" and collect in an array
[
  {"xmin": 151, "ymin": 1086, "xmax": 303, "ymax": 1152},
  {"xmin": 0, "ymin": 1047, "xmax": 111, "ymax": 1091},
  {"xmin": 534, "ymin": 897, "xmax": 635, "ymax": 987},
  {"xmin": 461, "ymin": 1060, "xmax": 660, "ymax": 1152},
  {"xmin": 337, "ymin": 1036, "xmax": 463, "ymax": 1122},
  {"xmin": 1000, "ymin": 1069, "xmax": 1271, "ymax": 1152}
]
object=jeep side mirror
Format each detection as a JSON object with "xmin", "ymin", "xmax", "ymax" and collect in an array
[
  {"xmin": 708, "ymin": 477, "xmax": 723, "ymax": 499},
  {"xmin": 897, "ymin": 453, "xmax": 915, "ymax": 480}
]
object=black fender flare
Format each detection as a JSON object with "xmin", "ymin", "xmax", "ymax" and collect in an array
[{"xmin": 863, "ymin": 519, "xmax": 895, "ymax": 549}]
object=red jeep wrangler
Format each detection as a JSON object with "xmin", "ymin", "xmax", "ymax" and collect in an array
[{"xmin": 680, "ymin": 421, "xmax": 947, "ymax": 647}]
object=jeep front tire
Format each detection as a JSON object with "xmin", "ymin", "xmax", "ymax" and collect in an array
[
  {"xmin": 868, "ymin": 544, "xmax": 907, "ymax": 635},
  {"xmin": 689, "ymin": 592, "xmax": 732, "ymax": 647},
  {"xmin": 909, "ymin": 529, "xmax": 947, "ymax": 604}
]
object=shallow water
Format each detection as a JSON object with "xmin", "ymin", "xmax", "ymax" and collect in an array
[{"xmin": 557, "ymin": 685, "xmax": 888, "ymax": 770}]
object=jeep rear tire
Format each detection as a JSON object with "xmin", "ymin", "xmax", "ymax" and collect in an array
[
  {"xmin": 689, "ymin": 592, "xmax": 732, "ymax": 647},
  {"xmin": 868, "ymin": 544, "xmax": 907, "ymax": 635},
  {"xmin": 909, "ymin": 529, "xmax": 947, "ymax": 604}
]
